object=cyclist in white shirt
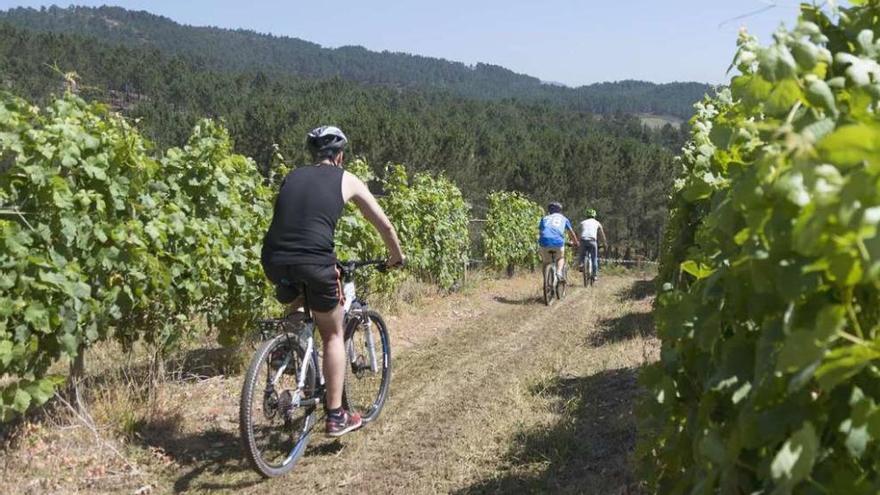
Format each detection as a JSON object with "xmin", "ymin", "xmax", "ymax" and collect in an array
[{"xmin": 578, "ymin": 208, "xmax": 607, "ymax": 280}]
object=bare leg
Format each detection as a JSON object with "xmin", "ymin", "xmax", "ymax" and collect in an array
[
  {"xmin": 556, "ymin": 256, "xmax": 565, "ymax": 278},
  {"xmin": 312, "ymin": 304, "xmax": 345, "ymax": 410}
]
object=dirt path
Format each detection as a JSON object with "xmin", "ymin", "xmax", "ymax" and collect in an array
[{"xmin": 2, "ymin": 272, "xmax": 658, "ymax": 494}]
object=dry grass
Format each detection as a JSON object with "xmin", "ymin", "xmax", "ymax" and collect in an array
[{"xmin": 0, "ymin": 268, "xmax": 657, "ymax": 494}]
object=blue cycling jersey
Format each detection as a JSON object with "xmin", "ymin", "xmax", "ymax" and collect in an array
[{"xmin": 538, "ymin": 213, "xmax": 571, "ymax": 247}]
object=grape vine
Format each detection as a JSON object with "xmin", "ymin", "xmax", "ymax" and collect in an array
[
  {"xmin": 482, "ymin": 191, "xmax": 542, "ymax": 272},
  {"xmin": 0, "ymin": 94, "xmax": 473, "ymax": 420},
  {"xmin": 641, "ymin": 2, "xmax": 880, "ymax": 493},
  {"xmin": 336, "ymin": 160, "xmax": 470, "ymax": 291},
  {"xmin": 0, "ymin": 92, "xmax": 273, "ymax": 419}
]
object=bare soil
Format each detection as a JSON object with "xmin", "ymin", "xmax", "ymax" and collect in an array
[{"xmin": 0, "ymin": 271, "xmax": 658, "ymax": 495}]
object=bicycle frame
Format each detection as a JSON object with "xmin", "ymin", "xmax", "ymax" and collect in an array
[
  {"xmin": 241, "ymin": 257, "xmax": 392, "ymax": 478},
  {"xmin": 273, "ymin": 259, "xmax": 386, "ymax": 409}
]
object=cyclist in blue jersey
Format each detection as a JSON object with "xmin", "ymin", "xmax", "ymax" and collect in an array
[{"xmin": 538, "ymin": 202, "xmax": 579, "ymax": 281}]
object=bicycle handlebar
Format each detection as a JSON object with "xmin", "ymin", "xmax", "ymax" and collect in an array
[
  {"xmin": 340, "ymin": 259, "xmax": 387, "ymax": 268},
  {"xmin": 338, "ymin": 258, "xmax": 406, "ymax": 275}
]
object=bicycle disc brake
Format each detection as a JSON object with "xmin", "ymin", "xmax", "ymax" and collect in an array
[
  {"xmin": 263, "ymin": 389, "xmax": 280, "ymax": 420},
  {"xmin": 352, "ymin": 354, "xmax": 369, "ymax": 378}
]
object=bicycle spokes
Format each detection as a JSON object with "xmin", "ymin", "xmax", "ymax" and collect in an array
[
  {"xmin": 343, "ymin": 311, "xmax": 391, "ymax": 424},
  {"xmin": 240, "ymin": 334, "xmax": 317, "ymax": 477}
]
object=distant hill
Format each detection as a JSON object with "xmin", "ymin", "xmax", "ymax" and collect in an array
[
  {"xmin": 0, "ymin": 5, "xmax": 711, "ymax": 119},
  {"xmin": 0, "ymin": 21, "xmax": 688, "ymax": 253}
]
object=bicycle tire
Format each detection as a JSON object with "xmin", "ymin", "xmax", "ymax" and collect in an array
[
  {"xmin": 582, "ymin": 262, "xmax": 589, "ymax": 287},
  {"xmin": 543, "ymin": 264, "xmax": 555, "ymax": 306},
  {"xmin": 240, "ymin": 333, "xmax": 317, "ymax": 478},
  {"xmin": 557, "ymin": 265, "xmax": 567, "ymax": 300},
  {"xmin": 342, "ymin": 310, "xmax": 392, "ymax": 424}
]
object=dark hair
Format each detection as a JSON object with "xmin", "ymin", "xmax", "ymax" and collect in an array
[{"xmin": 314, "ymin": 147, "xmax": 343, "ymax": 161}]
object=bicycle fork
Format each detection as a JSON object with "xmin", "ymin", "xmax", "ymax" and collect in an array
[{"xmin": 346, "ymin": 313, "xmax": 379, "ymax": 373}]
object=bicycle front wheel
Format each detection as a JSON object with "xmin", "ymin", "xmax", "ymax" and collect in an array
[
  {"xmin": 557, "ymin": 266, "xmax": 567, "ymax": 300},
  {"xmin": 240, "ymin": 333, "xmax": 317, "ymax": 478},
  {"xmin": 543, "ymin": 264, "xmax": 555, "ymax": 306},
  {"xmin": 342, "ymin": 310, "xmax": 392, "ymax": 424}
]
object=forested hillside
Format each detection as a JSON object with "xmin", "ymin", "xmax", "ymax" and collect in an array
[
  {"xmin": 0, "ymin": 5, "xmax": 710, "ymax": 119},
  {"xmin": 0, "ymin": 23, "xmax": 683, "ymax": 253}
]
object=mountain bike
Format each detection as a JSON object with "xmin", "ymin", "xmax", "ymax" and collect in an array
[
  {"xmin": 582, "ymin": 256, "xmax": 594, "ymax": 287},
  {"xmin": 239, "ymin": 259, "xmax": 392, "ymax": 478},
  {"xmin": 542, "ymin": 245, "xmax": 571, "ymax": 305},
  {"xmin": 579, "ymin": 243, "xmax": 602, "ymax": 287}
]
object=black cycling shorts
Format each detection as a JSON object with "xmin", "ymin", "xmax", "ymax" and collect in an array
[{"xmin": 262, "ymin": 263, "xmax": 343, "ymax": 312}]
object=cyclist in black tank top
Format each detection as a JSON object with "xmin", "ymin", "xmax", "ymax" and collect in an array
[
  {"xmin": 262, "ymin": 164, "xmax": 345, "ymax": 267},
  {"xmin": 261, "ymin": 126, "xmax": 405, "ymax": 437}
]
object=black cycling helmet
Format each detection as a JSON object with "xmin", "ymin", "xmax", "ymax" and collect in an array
[
  {"xmin": 306, "ymin": 125, "xmax": 348, "ymax": 157},
  {"xmin": 547, "ymin": 202, "xmax": 562, "ymax": 214}
]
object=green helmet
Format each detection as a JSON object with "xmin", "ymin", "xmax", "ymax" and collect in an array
[{"xmin": 585, "ymin": 208, "xmax": 597, "ymax": 218}]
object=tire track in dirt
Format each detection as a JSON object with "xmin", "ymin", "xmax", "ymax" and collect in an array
[
  {"xmin": 0, "ymin": 273, "xmax": 656, "ymax": 495},
  {"xmin": 275, "ymin": 274, "xmax": 649, "ymax": 493}
]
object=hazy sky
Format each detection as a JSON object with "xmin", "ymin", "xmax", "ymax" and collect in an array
[{"xmin": 0, "ymin": 1, "xmax": 810, "ymax": 85}]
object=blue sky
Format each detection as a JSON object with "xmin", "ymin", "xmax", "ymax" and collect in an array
[{"xmin": 0, "ymin": 1, "xmax": 809, "ymax": 85}]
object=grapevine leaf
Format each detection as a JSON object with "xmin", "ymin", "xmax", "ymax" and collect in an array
[
  {"xmin": 23, "ymin": 379, "xmax": 56, "ymax": 406},
  {"xmin": 58, "ymin": 333, "xmax": 78, "ymax": 356},
  {"xmin": 731, "ymin": 74, "xmax": 772, "ymax": 107},
  {"xmin": 764, "ymin": 79, "xmax": 803, "ymax": 116},
  {"xmin": 11, "ymin": 388, "xmax": 30, "ymax": 414},
  {"xmin": 681, "ymin": 260, "xmax": 714, "ymax": 280},
  {"xmin": 770, "ymin": 422, "xmax": 818, "ymax": 487},
  {"xmin": 817, "ymin": 124, "xmax": 880, "ymax": 169},
  {"xmin": 816, "ymin": 345, "xmax": 880, "ymax": 392},
  {"xmin": 777, "ymin": 305, "xmax": 843, "ymax": 373},
  {"xmin": 0, "ymin": 341, "xmax": 12, "ymax": 367},
  {"xmin": 699, "ymin": 428, "xmax": 727, "ymax": 464},
  {"xmin": 23, "ymin": 302, "xmax": 49, "ymax": 330}
]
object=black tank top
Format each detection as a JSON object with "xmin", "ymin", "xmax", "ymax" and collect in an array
[{"xmin": 261, "ymin": 165, "xmax": 345, "ymax": 266}]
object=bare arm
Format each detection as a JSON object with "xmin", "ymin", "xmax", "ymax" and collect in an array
[
  {"xmin": 567, "ymin": 226, "xmax": 580, "ymax": 248},
  {"xmin": 598, "ymin": 224, "xmax": 607, "ymax": 246},
  {"xmin": 342, "ymin": 172, "xmax": 405, "ymax": 265}
]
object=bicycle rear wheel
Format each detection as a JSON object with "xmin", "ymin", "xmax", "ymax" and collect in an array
[
  {"xmin": 543, "ymin": 264, "xmax": 555, "ymax": 306},
  {"xmin": 342, "ymin": 310, "xmax": 392, "ymax": 424},
  {"xmin": 240, "ymin": 333, "xmax": 317, "ymax": 478}
]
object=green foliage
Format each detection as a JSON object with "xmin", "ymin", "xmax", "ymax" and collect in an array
[
  {"xmin": 482, "ymin": 191, "xmax": 542, "ymax": 270},
  {"xmin": 335, "ymin": 159, "xmax": 469, "ymax": 291},
  {"xmin": 642, "ymin": 3, "xmax": 880, "ymax": 493},
  {"xmin": 334, "ymin": 158, "xmax": 384, "ymax": 264},
  {"xmin": 381, "ymin": 164, "xmax": 470, "ymax": 290},
  {"xmin": 0, "ymin": 21, "xmax": 683, "ymax": 256},
  {"xmin": 0, "ymin": 92, "xmax": 272, "ymax": 419},
  {"xmin": 0, "ymin": 89, "xmax": 471, "ymax": 420}
]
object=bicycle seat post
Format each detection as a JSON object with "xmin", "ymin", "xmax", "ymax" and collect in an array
[{"xmin": 301, "ymin": 283, "xmax": 312, "ymax": 321}]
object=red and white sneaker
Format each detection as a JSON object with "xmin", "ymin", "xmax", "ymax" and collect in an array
[{"xmin": 325, "ymin": 409, "xmax": 363, "ymax": 437}]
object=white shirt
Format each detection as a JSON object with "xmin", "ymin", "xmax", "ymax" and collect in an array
[{"xmin": 579, "ymin": 218, "xmax": 601, "ymax": 240}]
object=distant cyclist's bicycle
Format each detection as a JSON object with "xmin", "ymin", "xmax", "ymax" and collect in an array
[
  {"xmin": 582, "ymin": 258, "xmax": 594, "ymax": 287},
  {"xmin": 239, "ymin": 259, "xmax": 392, "ymax": 478},
  {"xmin": 542, "ymin": 245, "xmax": 571, "ymax": 305},
  {"xmin": 578, "ymin": 242, "xmax": 604, "ymax": 287}
]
